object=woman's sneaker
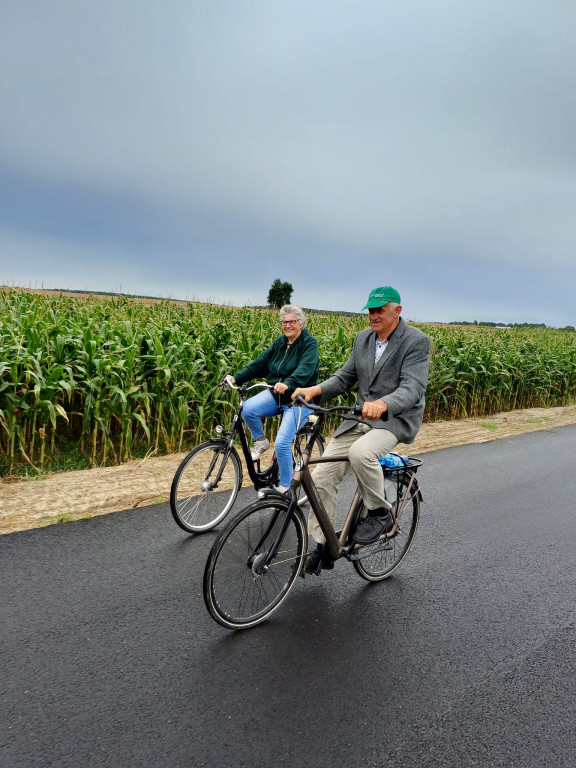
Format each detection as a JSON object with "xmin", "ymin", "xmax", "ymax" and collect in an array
[
  {"xmin": 258, "ymin": 484, "xmax": 289, "ymax": 498},
  {"xmin": 251, "ymin": 438, "xmax": 270, "ymax": 460}
]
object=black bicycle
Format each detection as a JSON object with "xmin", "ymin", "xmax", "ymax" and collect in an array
[
  {"xmin": 203, "ymin": 396, "xmax": 423, "ymax": 629},
  {"xmin": 170, "ymin": 381, "xmax": 325, "ymax": 533}
]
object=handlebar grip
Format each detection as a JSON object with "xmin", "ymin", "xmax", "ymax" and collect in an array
[{"xmin": 347, "ymin": 404, "xmax": 389, "ymax": 421}]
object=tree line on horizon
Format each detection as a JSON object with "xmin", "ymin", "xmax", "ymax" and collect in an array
[
  {"xmin": 6, "ymin": 284, "xmax": 574, "ymax": 331},
  {"xmin": 449, "ymin": 319, "xmax": 576, "ymax": 332}
]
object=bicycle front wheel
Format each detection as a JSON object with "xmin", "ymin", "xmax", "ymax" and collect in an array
[
  {"xmin": 353, "ymin": 473, "xmax": 420, "ymax": 582},
  {"xmin": 203, "ymin": 498, "xmax": 307, "ymax": 629},
  {"xmin": 170, "ymin": 441, "xmax": 242, "ymax": 533}
]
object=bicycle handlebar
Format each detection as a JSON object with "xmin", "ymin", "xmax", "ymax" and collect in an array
[
  {"xmin": 294, "ymin": 394, "xmax": 357, "ymax": 415},
  {"xmin": 221, "ymin": 378, "xmax": 273, "ymax": 393},
  {"xmin": 294, "ymin": 394, "xmax": 387, "ymax": 422}
]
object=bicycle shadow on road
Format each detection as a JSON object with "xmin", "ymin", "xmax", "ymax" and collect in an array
[
  {"xmin": 205, "ymin": 569, "xmax": 419, "ymax": 677},
  {"xmin": 191, "ymin": 573, "xmax": 422, "ymax": 759}
]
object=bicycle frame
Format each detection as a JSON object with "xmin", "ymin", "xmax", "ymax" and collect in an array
[
  {"xmin": 217, "ymin": 382, "xmax": 311, "ymax": 492},
  {"xmin": 285, "ymin": 406, "xmax": 422, "ymax": 563},
  {"xmin": 212, "ymin": 383, "xmax": 276, "ymax": 491},
  {"xmin": 203, "ymin": 399, "xmax": 425, "ymax": 629}
]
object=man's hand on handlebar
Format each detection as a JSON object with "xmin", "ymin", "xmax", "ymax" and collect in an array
[
  {"xmin": 292, "ymin": 385, "xmax": 322, "ymax": 403},
  {"xmin": 361, "ymin": 399, "xmax": 388, "ymax": 420}
]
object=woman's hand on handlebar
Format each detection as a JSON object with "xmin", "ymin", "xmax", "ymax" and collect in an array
[
  {"xmin": 291, "ymin": 385, "xmax": 322, "ymax": 403},
  {"xmin": 273, "ymin": 382, "xmax": 288, "ymax": 394},
  {"xmin": 224, "ymin": 375, "xmax": 236, "ymax": 386}
]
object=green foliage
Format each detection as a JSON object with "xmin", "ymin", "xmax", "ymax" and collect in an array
[
  {"xmin": 424, "ymin": 324, "xmax": 576, "ymax": 420},
  {"xmin": 267, "ymin": 278, "xmax": 293, "ymax": 309},
  {"xmin": 1, "ymin": 288, "xmax": 576, "ymax": 476}
]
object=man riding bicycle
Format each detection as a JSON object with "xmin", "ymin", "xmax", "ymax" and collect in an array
[{"xmin": 292, "ymin": 286, "xmax": 430, "ymax": 574}]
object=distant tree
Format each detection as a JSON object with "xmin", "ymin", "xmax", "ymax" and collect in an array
[{"xmin": 267, "ymin": 278, "xmax": 293, "ymax": 309}]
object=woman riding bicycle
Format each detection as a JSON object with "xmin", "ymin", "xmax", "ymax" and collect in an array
[{"xmin": 227, "ymin": 305, "xmax": 319, "ymax": 493}]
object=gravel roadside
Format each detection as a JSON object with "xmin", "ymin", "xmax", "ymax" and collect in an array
[{"xmin": 2, "ymin": 404, "xmax": 576, "ymax": 535}]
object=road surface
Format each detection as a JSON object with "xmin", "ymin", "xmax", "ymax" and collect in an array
[{"xmin": 2, "ymin": 426, "xmax": 575, "ymax": 767}]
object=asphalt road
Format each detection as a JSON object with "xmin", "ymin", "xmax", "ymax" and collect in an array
[{"xmin": 2, "ymin": 426, "xmax": 576, "ymax": 768}]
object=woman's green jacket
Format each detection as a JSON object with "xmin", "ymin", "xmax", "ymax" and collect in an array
[{"xmin": 233, "ymin": 328, "xmax": 319, "ymax": 405}]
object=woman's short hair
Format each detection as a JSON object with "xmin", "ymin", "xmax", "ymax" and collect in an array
[{"xmin": 279, "ymin": 304, "xmax": 307, "ymax": 327}]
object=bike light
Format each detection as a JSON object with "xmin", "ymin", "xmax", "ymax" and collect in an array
[{"xmin": 215, "ymin": 425, "xmax": 223, "ymax": 433}]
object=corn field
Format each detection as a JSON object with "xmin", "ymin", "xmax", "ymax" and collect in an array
[{"xmin": 1, "ymin": 288, "xmax": 576, "ymax": 475}]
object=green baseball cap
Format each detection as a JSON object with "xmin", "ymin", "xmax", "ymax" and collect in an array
[{"xmin": 362, "ymin": 286, "xmax": 401, "ymax": 310}]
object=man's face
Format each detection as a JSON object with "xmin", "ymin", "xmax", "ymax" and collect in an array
[{"xmin": 368, "ymin": 303, "xmax": 401, "ymax": 337}]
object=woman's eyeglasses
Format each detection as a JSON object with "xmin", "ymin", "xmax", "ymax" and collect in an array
[{"xmin": 282, "ymin": 320, "xmax": 298, "ymax": 326}]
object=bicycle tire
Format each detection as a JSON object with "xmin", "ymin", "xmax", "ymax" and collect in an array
[
  {"xmin": 203, "ymin": 498, "xmax": 307, "ymax": 629},
  {"xmin": 170, "ymin": 441, "xmax": 242, "ymax": 533},
  {"xmin": 353, "ymin": 471, "xmax": 420, "ymax": 582},
  {"xmin": 293, "ymin": 428, "xmax": 325, "ymax": 459}
]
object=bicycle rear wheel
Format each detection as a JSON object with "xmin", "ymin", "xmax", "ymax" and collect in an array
[
  {"xmin": 203, "ymin": 498, "xmax": 307, "ymax": 629},
  {"xmin": 353, "ymin": 472, "xmax": 420, "ymax": 582},
  {"xmin": 170, "ymin": 441, "xmax": 242, "ymax": 533}
]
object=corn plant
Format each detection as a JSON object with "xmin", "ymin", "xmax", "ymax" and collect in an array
[{"xmin": 1, "ymin": 288, "xmax": 575, "ymax": 475}]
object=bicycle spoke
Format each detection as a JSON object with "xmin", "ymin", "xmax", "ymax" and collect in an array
[
  {"xmin": 171, "ymin": 442, "xmax": 241, "ymax": 532},
  {"xmin": 353, "ymin": 472, "xmax": 420, "ymax": 581}
]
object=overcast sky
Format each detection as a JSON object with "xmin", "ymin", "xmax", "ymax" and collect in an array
[{"xmin": 1, "ymin": 1, "xmax": 575, "ymax": 326}]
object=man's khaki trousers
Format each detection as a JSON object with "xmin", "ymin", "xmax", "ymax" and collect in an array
[{"xmin": 307, "ymin": 424, "xmax": 398, "ymax": 545}]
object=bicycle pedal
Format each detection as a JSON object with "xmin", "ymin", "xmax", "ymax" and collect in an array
[
  {"xmin": 349, "ymin": 540, "xmax": 393, "ymax": 561},
  {"xmin": 302, "ymin": 547, "xmax": 334, "ymax": 576}
]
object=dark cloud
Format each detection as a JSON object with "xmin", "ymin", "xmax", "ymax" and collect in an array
[{"xmin": 1, "ymin": 1, "xmax": 575, "ymax": 325}]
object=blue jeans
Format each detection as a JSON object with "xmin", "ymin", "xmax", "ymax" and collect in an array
[{"xmin": 241, "ymin": 389, "xmax": 312, "ymax": 487}]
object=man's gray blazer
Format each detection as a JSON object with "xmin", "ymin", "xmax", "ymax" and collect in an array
[{"xmin": 319, "ymin": 318, "xmax": 430, "ymax": 444}]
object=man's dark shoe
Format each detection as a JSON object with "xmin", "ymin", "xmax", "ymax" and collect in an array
[
  {"xmin": 353, "ymin": 510, "xmax": 394, "ymax": 545},
  {"xmin": 303, "ymin": 543, "xmax": 334, "ymax": 576}
]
